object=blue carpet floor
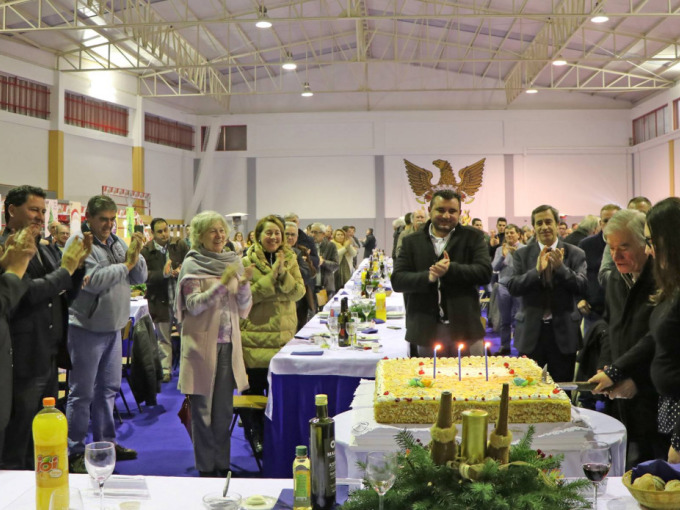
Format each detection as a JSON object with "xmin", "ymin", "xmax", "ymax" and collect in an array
[
  {"xmin": 108, "ymin": 316, "xmax": 507, "ymax": 478},
  {"xmin": 112, "ymin": 374, "xmax": 260, "ymax": 478}
]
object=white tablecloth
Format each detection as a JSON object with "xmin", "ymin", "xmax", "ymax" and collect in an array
[
  {"xmin": 0, "ymin": 470, "xmax": 642, "ymax": 509},
  {"xmin": 130, "ymin": 298, "xmax": 149, "ymax": 323},
  {"xmin": 266, "ymin": 314, "xmax": 410, "ymax": 418},
  {"xmin": 335, "ymin": 380, "xmax": 627, "ymax": 480}
]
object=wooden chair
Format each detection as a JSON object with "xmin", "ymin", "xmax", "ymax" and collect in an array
[{"xmin": 230, "ymin": 395, "xmax": 268, "ymax": 473}]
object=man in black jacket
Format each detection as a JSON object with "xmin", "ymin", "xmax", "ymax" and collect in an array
[
  {"xmin": 1, "ymin": 185, "xmax": 91, "ymax": 470},
  {"xmin": 140, "ymin": 218, "xmax": 189, "ymax": 383},
  {"xmin": 0, "ymin": 228, "xmax": 35, "ymax": 462},
  {"xmin": 589, "ymin": 208, "xmax": 668, "ymax": 468},
  {"xmin": 392, "ymin": 189, "xmax": 491, "ymax": 356},
  {"xmin": 362, "ymin": 228, "xmax": 376, "ymax": 259}
]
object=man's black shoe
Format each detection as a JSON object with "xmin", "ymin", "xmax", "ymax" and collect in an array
[{"xmin": 115, "ymin": 444, "xmax": 138, "ymax": 461}]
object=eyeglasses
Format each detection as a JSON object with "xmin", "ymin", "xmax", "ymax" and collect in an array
[
  {"xmin": 310, "ymin": 230, "xmax": 322, "ymax": 234},
  {"xmin": 645, "ymin": 236, "xmax": 654, "ymax": 249}
]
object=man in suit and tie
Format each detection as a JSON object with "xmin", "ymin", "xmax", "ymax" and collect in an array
[
  {"xmin": 0, "ymin": 185, "xmax": 91, "ymax": 470},
  {"xmin": 392, "ymin": 189, "xmax": 492, "ymax": 356},
  {"xmin": 507, "ymin": 204, "xmax": 588, "ymax": 383}
]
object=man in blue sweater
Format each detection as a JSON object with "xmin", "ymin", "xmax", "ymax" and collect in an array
[{"xmin": 65, "ymin": 195, "xmax": 147, "ymax": 472}]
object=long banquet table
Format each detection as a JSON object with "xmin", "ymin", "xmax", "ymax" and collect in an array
[
  {"xmin": 0, "ymin": 470, "xmax": 644, "ymax": 509},
  {"xmin": 264, "ymin": 307, "xmax": 410, "ymax": 477}
]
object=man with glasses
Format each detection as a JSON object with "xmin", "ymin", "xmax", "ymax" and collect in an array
[{"xmin": 65, "ymin": 195, "xmax": 147, "ymax": 473}]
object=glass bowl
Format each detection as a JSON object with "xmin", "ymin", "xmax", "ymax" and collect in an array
[{"xmin": 202, "ymin": 492, "xmax": 242, "ymax": 510}]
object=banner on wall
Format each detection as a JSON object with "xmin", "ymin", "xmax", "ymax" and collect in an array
[
  {"xmin": 45, "ymin": 199, "xmax": 59, "ymax": 237},
  {"xmin": 386, "ymin": 155, "xmax": 503, "ymax": 226},
  {"xmin": 69, "ymin": 202, "xmax": 82, "ymax": 235}
]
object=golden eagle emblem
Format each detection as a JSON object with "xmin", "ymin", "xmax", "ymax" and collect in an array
[{"xmin": 404, "ymin": 158, "xmax": 486, "ymax": 204}]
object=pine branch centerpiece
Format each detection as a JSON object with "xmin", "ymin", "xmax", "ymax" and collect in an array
[{"xmin": 344, "ymin": 389, "xmax": 591, "ymax": 510}]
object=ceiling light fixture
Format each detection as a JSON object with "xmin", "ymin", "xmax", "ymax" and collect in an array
[
  {"xmin": 255, "ymin": 6, "xmax": 272, "ymax": 29},
  {"xmin": 591, "ymin": 3, "xmax": 609, "ymax": 23},
  {"xmin": 301, "ymin": 83, "xmax": 313, "ymax": 97},
  {"xmin": 552, "ymin": 57, "xmax": 567, "ymax": 66},
  {"xmin": 526, "ymin": 87, "xmax": 538, "ymax": 94},
  {"xmin": 282, "ymin": 53, "xmax": 297, "ymax": 71}
]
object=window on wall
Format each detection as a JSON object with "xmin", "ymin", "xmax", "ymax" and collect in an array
[
  {"xmin": 632, "ymin": 105, "xmax": 667, "ymax": 145},
  {"xmin": 65, "ymin": 92, "xmax": 128, "ymax": 136},
  {"xmin": 145, "ymin": 114, "xmax": 194, "ymax": 150},
  {"xmin": 673, "ymin": 98, "xmax": 679, "ymax": 131},
  {"xmin": 200, "ymin": 125, "xmax": 247, "ymax": 151},
  {"xmin": 0, "ymin": 73, "xmax": 50, "ymax": 119}
]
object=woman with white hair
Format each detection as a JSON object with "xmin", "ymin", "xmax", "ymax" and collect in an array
[{"xmin": 176, "ymin": 210, "xmax": 253, "ymax": 477}]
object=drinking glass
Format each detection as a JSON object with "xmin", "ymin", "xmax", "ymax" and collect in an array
[
  {"xmin": 365, "ymin": 281, "xmax": 375, "ymax": 299},
  {"xmin": 84, "ymin": 441, "xmax": 116, "ymax": 510},
  {"xmin": 366, "ymin": 451, "xmax": 398, "ymax": 510},
  {"xmin": 580, "ymin": 441, "xmax": 611, "ymax": 508},
  {"xmin": 347, "ymin": 320, "xmax": 358, "ymax": 348},
  {"xmin": 326, "ymin": 316, "xmax": 339, "ymax": 350},
  {"xmin": 359, "ymin": 299, "xmax": 373, "ymax": 322},
  {"xmin": 49, "ymin": 488, "xmax": 84, "ymax": 510}
]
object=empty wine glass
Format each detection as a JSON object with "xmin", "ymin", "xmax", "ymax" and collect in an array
[
  {"xmin": 326, "ymin": 316, "xmax": 339, "ymax": 350},
  {"xmin": 365, "ymin": 281, "xmax": 375, "ymax": 299},
  {"xmin": 366, "ymin": 451, "xmax": 398, "ymax": 510},
  {"xmin": 49, "ymin": 487, "xmax": 84, "ymax": 510},
  {"xmin": 84, "ymin": 441, "xmax": 116, "ymax": 510},
  {"xmin": 581, "ymin": 441, "xmax": 611, "ymax": 508},
  {"xmin": 359, "ymin": 299, "xmax": 373, "ymax": 322}
]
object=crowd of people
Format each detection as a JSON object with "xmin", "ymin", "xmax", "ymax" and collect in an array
[{"xmin": 1, "ymin": 182, "xmax": 679, "ymax": 478}]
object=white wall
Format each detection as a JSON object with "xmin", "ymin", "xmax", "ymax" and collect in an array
[
  {"xmin": 255, "ymin": 156, "xmax": 375, "ymax": 218},
  {"xmin": 4, "ymin": 53, "xmax": 680, "ymax": 228},
  {"xmin": 63, "ymin": 133, "xmax": 132, "ymax": 205},
  {"xmin": 0, "ymin": 117, "xmax": 49, "ymax": 188},
  {"xmin": 204, "ymin": 155, "xmax": 248, "ymax": 216},
  {"xmin": 145, "ymin": 145, "xmax": 193, "ymax": 219}
]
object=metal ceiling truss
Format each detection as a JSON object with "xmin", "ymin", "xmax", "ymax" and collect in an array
[
  {"xmin": 4, "ymin": 0, "xmax": 680, "ymax": 32},
  {"xmin": 1, "ymin": 0, "xmax": 679, "ymax": 105}
]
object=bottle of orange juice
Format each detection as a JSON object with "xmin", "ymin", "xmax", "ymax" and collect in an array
[{"xmin": 33, "ymin": 397, "xmax": 69, "ymax": 510}]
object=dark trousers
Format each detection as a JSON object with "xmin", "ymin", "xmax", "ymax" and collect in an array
[
  {"xmin": 521, "ymin": 321, "xmax": 576, "ymax": 384},
  {"xmin": 2, "ymin": 362, "xmax": 58, "ymax": 469},
  {"xmin": 240, "ymin": 368, "xmax": 269, "ymax": 455},
  {"xmin": 606, "ymin": 396, "xmax": 670, "ymax": 470}
]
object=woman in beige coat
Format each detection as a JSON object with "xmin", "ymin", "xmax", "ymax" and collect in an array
[
  {"xmin": 176, "ymin": 211, "xmax": 252, "ymax": 477},
  {"xmin": 239, "ymin": 215, "xmax": 305, "ymax": 455}
]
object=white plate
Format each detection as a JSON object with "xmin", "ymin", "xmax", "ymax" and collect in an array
[{"xmin": 241, "ymin": 495, "xmax": 277, "ymax": 510}]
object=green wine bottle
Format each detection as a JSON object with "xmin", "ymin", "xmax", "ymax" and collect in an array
[
  {"xmin": 338, "ymin": 297, "xmax": 350, "ymax": 348},
  {"xmin": 310, "ymin": 394, "xmax": 336, "ymax": 510}
]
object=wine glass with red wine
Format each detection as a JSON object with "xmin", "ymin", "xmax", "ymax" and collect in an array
[{"xmin": 581, "ymin": 441, "xmax": 611, "ymax": 507}]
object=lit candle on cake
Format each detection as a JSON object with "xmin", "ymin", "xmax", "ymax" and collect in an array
[
  {"xmin": 458, "ymin": 343, "xmax": 464, "ymax": 381},
  {"xmin": 433, "ymin": 344, "xmax": 441, "ymax": 378},
  {"xmin": 484, "ymin": 341, "xmax": 491, "ymax": 381}
]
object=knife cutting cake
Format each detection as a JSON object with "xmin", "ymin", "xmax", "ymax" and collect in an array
[{"xmin": 374, "ymin": 356, "xmax": 572, "ymax": 424}]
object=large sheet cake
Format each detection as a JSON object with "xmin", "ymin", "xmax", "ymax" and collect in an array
[{"xmin": 374, "ymin": 356, "xmax": 572, "ymax": 424}]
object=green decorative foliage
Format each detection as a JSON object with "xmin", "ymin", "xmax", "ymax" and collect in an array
[{"xmin": 342, "ymin": 428, "xmax": 592, "ymax": 510}]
